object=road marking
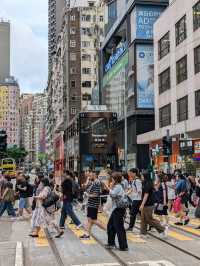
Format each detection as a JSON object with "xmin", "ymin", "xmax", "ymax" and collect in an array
[
  {"xmin": 129, "ymin": 260, "xmax": 176, "ymax": 266},
  {"xmin": 35, "ymin": 229, "xmax": 49, "ymax": 247},
  {"xmin": 15, "ymin": 242, "xmax": 24, "ymax": 266},
  {"xmin": 67, "ymin": 222, "xmax": 97, "ymax": 245},
  {"xmin": 190, "ymin": 219, "xmax": 200, "ymax": 226},
  {"xmin": 169, "ymin": 221, "xmax": 200, "ymax": 236},
  {"xmin": 167, "ymin": 230, "xmax": 192, "ymax": 241}
]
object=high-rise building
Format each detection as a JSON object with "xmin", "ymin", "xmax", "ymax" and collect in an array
[
  {"xmin": 46, "ymin": 0, "xmax": 104, "ymax": 174},
  {"xmin": 48, "ymin": 0, "xmax": 66, "ymax": 71},
  {"xmin": 138, "ymin": 0, "xmax": 200, "ymax": 173},
  {"xmin": 100, "ymin": 0, "xmax": 168, "ymax": 170},
  {"xmin": 0, "ymin": 78, "xmax": 20, "ymax": 146},
  {"xmin": 0, "ymin": 20, "xmax": 10, "ymax": 82},
  {"xmin": 20, "ymin": 93, "xmax": 47, "ymax": 164}
]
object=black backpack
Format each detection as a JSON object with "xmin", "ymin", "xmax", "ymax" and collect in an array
[{"xmin": 42, "ymin": 191, "xmax": 59, "ymax": 208}]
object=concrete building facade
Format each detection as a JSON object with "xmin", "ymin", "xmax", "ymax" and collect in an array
[
  {"xmin": 0, "ymin": 20, "xmax": 10, "ymax": 82},
  {"xmin": 48, "ymin": 0, "xmax": 66, "ymax": 70},
  {"xmin": 137, "ymin": 0, "xmax": 200, "ymax": 172},
  {"xmin": 20, "ymin": 93, "xmax": 47, "ymax": 164},
  {"xmin": 100, "ymin": 0, "xmax": 168, "ymax": 170},
  {"xmin": 47, "ymin": 0, "xmax": 104, "ymax": 174},
  {"xmin": 0, "ymin": 78, "xmax": 20, "ymax": 146}
]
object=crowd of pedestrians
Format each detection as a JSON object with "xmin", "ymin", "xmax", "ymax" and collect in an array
[{"xmin": 0, "ymin": 168, "xmax": 200, "ymax": 251}]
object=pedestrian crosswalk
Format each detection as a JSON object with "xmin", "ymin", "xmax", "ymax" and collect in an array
[{"xmin": 35, "ymin": 229, "xmax": 49, "ymax": 247}]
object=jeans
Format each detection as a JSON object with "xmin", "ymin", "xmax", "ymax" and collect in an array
[
  {"xmin": 140, "ymin": 206, "xmax": 164, "ymax": 235},
  {"xmin": 0, "ymin": 201, "xmax": 16, "ymax": 217},
  {"xmin": 129, "ymin": 200, "xmax": 141, "ymax": 229},
  {"xmin": 59, "ymin": 201, "xmax": 81, "ymax": 228},
  {"xmin": 107, "ymin": 208, "xmax": 128, "ymax": 250}
]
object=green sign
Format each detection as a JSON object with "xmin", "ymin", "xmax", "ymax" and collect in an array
[{"xmin": 103, "ymin": 53, "xmax": 128, "ymax": 87}]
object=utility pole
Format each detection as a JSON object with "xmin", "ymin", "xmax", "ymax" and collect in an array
[
  {"xmin": 166, "ymin": 129, "xmax": 170, "ymax": 174},
  {"xmin": 124, "ymin": 86, "xmax": 128, "ymax": 172}
]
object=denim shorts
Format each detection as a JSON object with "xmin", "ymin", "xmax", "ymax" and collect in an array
[{"xmin": 19, "ymin": 198, "xmax": 29, "ymax": 209}]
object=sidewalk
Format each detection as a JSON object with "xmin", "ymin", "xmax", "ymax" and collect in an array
[{"xmin": 0, "ymin": 218, "xmax": 57, "ymax": 266}]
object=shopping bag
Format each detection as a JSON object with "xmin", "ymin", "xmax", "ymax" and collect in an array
[{"xmin": 172, "ymin": 197, "xmax": 182, "ymax": 213}]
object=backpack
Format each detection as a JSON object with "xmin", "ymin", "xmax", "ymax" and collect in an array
[
  {"xmin": 72, "ymin": 180, "xmax": 80, "ymax": 199},
  {"xmin": 4, "ymin": 189, "xmax": 15, "ymax": 202},
  {"xmin": 42, "ymin": 190, "xmax": 59, "ymax": 208}
]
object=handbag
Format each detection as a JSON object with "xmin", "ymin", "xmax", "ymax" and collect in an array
[
  {"xmin": 172, "ymin": 197, "xmax": 182, "ymax": 213},
  {"xmin": 115, "ymin": 194, "xmax": 129, "ymax": 209}
]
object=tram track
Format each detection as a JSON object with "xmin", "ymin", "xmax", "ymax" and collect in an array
[{"xmin": 44, "ymin": 209, "xmax": 200, "ymax": 266}]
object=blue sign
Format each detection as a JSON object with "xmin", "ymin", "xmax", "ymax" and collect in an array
[
  {"xmin": 136, "ymin": 44, "xmax": 154, "ymax": 109},
  {"xmin": 134, "ymin": 6, "xmax": 164, "ymax": 40},
  {"xmin": 104, "ymin": 42, "xmax": 127, "ymax": 73}
]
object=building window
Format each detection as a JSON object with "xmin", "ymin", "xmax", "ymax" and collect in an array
[
  {"xmin": 70, "ymin": 53, "xmax": 76, "ymax": 61},
  {"xmin": 70, "ymin": 40, "xmax": 76, "ymax": 47},
  {"xmin": 159, "ymin": 68, "xmax": 170, "ymax": 94},
  {"xmin": 81, "ymin": 27, "xmax": 91, "ymax": 35},
  {"xmin": 82, "ymin": 54, "xmax": 91, "ymax": 61},
  {"xmin": 70, "ymin": 27, "xmax": 76, "ymax": 34},
  {"xmin": 108, "ymin": 0, "xmax": 117, "ymax": 21},
  {"xmin": 176, "ymin": 56, "xmax": 187, "ymax": 84},
  {"xmin": 70, "ymin": 67, "xmax": 77, "ymax": 74},
  {"xmin": 81, "ymin": 15, "xmax": 91, "ymax": 21},
  {"xmin": 100, "ymin": 16, "xmax": 104, "ymax": 22},
  {"xmin": 158, "ymin": 32, "xmax": 170, "ymax": 60},
  {"xmin": 82, "ymin": 41, "xmax": 90, "ymax": 48},
  {"xmin": 175, "ymin": 15, "xmax": 187, "ymax": 46},
  {"xmin": 195, "ymin": 90, "xmax": 200, "ymax": 116},
  {"xmin": 194, "ymin": 45, "xmax": 200, "ymax": 74},
  {"xmin": 70, "ymin": 15, "xmax": 76, "ymax": 21},
  {"xmin": 82, "ymin": 93, "xmax": 91, "ymax": 101},
  {"xmin": 193, "ymin": 1, "xmax": 200, "ymax": 31},
  {"xmin": 71, "ymin": 80, "xmax": 76, "ymax": 88},
  {"xmin": 82, "ymin": 81, "xmax": 91, "ymax": 87},
  {"xmin": 71, "ymin": 107, "xmax": 77, "ymax": 115},
  {"xmin": 177, "ymin": 96, "xmax": 188, "ymax": 122},
  {"xmin": 82, "ymin": 68, "xmax": 91, "ymax": 74},
  {"xmin": 159, "ymin": 104, "xmax": 171, "ymax": 128}
]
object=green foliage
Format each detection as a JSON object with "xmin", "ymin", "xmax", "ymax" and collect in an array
[{"xmin": 6, "ymin": 146, "xmax": 28, "ymax": 163}]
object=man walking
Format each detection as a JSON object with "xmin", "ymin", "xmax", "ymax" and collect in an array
[{"xmin": 59, "ymin": 173, "xmax": 82, "ymax": 231}]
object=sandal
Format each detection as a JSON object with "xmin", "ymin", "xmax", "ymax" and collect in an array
[
  {"xmin": 55, "ymin": 231, "xmax": 64, "ymax": 238},
  {"xmin": 29, "ymin": 234, "xmax": 39, "ymax": 238}
]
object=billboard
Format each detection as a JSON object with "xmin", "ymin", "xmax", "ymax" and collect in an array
[
  {"xmin": 136, "ymin": 44, "xmax": 154, "ymax": 109},
  {"xmin": 131, "ymin": 5, "xmax": 164, "ymax": 41}
]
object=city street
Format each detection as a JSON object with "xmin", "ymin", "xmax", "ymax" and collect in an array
[{"xmin": 0, "ymin": 210, "xmax": 200, "ymax": 266}]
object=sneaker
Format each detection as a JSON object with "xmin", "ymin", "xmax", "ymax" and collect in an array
[
  {"xmin": 174, "ymin": 222, "xmax": 183, "ymax": 226},
  {"xmin": 76, "ymin": 224, "xmax": 83, "ymax": 230},
  {"xmin": 80, "ymin": 234, "xmax": 90, "ymax": 240},
  {"xmin": 104, "ymin": 244, "xmax": 116, "ymax": 250},
  {"xmin": 140, "ymin": 234, "xmax": 149, "ymax": 239},
  {"xmin": 55, "ymin": 231, "xmax": 64, "ymax": 238},
  {"xmin": 184, "ymin": 219, "xmax": 190, "ymax": 225},
  {"xmin": 126, "ymin": 227, "xmax": 133, "ymax": 232},
  {"xmin": 159, "ymin": 230, "xmax": 168, "ymax": 239}
]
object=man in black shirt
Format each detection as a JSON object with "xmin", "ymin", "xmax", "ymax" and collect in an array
[
  {"xmin": 16, "ymin": 174, "xmax": 32, "ymax": 218},
  {"xmin": 59, "ymin": 174, "xmax": 82, "ymax": 230}
]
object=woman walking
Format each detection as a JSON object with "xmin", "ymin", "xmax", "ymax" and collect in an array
[
  {"xmin": 195, "ymin": 177, "xmax": 200, "ymax": 229},
  {"xmin": 105, "ymin": 172, "xmax": 128, "ymax": 251},
  {"xmin": 29, "ymin": 178, "xmax": 63, "ymax": 238},
  {"xmin": 140, "ymin": 172, "xmax": 168, "ymax": 238}
]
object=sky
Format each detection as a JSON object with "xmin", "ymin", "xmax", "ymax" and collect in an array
[{"xmin": 0, "ymin": 0, "xmax": 48, "ymax": 93}]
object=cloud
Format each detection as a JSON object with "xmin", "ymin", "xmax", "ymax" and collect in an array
[{"xmin": 0, "ymin": 0, "xmax": 48, "ymax": 93}]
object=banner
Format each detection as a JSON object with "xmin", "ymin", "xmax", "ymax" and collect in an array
[{"xmin": 136, "ymin": 45, "xmax": 154, "ymax": 108}]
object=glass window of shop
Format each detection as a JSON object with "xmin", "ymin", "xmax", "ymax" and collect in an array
[{"xmin": 102, "ymin": 53, "xmax": 128, "ymax": 120}]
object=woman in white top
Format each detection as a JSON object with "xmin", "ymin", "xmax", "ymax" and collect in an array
[{"xmin": 166, "ymin": 174, "xmax": 176, "ymax": 211}]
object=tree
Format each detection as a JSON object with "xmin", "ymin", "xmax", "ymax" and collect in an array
[
  {"xmin": 38, "ymin": 153, "xmax": 48, "ymax": 167},
  {"xmin": 6, "ymin": 146, "xmax": 28, "ymax": 164}
]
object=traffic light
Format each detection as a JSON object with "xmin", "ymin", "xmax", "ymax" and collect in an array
[
  {"xmin": 0, "ymin": 129, "xmax": 7, "ymax": 152},
  {"xmin": 162, "ymin": 136, "xmax": 172, "ymax": 156}
]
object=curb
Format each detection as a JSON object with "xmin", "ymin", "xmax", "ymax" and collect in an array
[{"xmin": 15, "ymin": 242, "xmax": 24, "ymax": 266}]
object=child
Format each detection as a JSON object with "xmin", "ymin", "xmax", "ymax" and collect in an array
[{"xmin": 0, "ymin": 182, "xmax": 16, "ymax": 217}]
